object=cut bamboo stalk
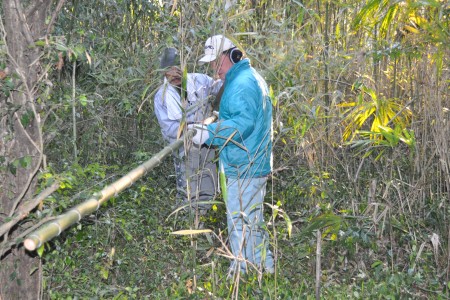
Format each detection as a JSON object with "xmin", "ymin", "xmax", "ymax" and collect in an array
[
  {"xmin": 315, "ymin": 229, "xmax": 321, "ymax": 300},
  {"xmin": 24, "ymin": 131, "xmax": 193, "ymax": 251}
]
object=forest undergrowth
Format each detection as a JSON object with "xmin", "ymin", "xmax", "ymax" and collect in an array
[{"xmin": 40, "ymin": 144, "xmax": 450, "ymax": 299}]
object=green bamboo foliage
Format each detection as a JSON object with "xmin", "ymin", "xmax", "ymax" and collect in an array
[
  {"xmin": 352, "ymin": 0, "xmax": 440, "ymax": 44},
  {"xmin": 339, "ymin": 85, "xmax": 412, "ymax": 142},
  {"xmin": 24, "ymin": 132, "xmax": 193, "ymax": 251}
]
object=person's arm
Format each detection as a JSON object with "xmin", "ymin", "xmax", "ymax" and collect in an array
[
  {"xmin": 194, "ymin": 73, "xmax": 223, "ymax": 95},
  {"xmin": 206, "ymin": 89, "xmax": 258, "ymax": 147},
  {"xmin": 161, "ymin": 119, "xmax": 180, "ymax": 141},
  {"xmin": 155, "ymin": 83, "xmax": 183, "ymax": 141},
  {"xmin": 165, "ymin": 86, "xmax": 183, "ymax": 121},
  {"xmin": 184, "ymin": 74, "xmax": 219, "ymax": 123}
]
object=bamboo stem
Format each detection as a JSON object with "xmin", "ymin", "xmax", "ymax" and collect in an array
[
  {"xmin": 72, "ymin": 59, "xmax": 77, "ymax": 163},
  {"xmin": 315, "ymin": 229, "xmax": 321, "ymax": 300},
  {"xmin": 24, "ymin": 132, "xmax": 192, "ymax": 251}
]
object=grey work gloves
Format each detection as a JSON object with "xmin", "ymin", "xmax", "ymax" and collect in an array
[
  {"xmin": 188, "ymin": 124, "xmax": 209, "ymax": 145},
  {"xmin": 187, "ymin": 111, "xmax": 218, "ymax": 144}
]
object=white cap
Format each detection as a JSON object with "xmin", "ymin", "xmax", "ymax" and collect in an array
[{"xmin": 199, "ymin": 35, "xmax": 236, "ymax": 63}]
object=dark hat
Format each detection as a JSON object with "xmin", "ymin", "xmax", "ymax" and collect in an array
[{"xmin": 160, "ymin": 47, "xmax": 180, "ymax": 69}]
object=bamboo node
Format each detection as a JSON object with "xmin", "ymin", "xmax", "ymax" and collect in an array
[
  {"xmin": 126, "ymin": 175, "xmax": 134, "ymax": 187},
  {"xmin": 51, "ymin": 222, "xmax": 62, "ymax": 236},
  {"xmin": 73, "ymin": 209, "xmax": 82, "ymax": 221}
]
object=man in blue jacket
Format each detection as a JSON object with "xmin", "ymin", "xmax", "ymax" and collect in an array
[{"xmin": 190, "ymin": 35, "xmax": 274, "ymax": 276}]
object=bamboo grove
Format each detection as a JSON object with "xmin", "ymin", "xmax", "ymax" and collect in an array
[{"xmin": 1, "ymin": 0, "xmax": 449, "ymax": 298}]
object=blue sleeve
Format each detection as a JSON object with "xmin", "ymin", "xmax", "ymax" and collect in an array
[{"xmin": 205, "ymin": 86, "xmax": 257, "ymax": 147}]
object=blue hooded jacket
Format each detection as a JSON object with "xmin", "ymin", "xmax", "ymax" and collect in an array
[{"xmin": 205, "ymin": 59, "xmax": 272, "ymax": 178}]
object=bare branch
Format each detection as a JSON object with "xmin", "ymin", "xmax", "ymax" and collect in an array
[
  {"xmin": 46, "ymin": 0, "xmax": 66, "ymax": 38},
  {"xmin": 12, "ymin": 0, "xmax": 34, "ymax": 45},
  {"xmin": 25, "ymin": 1, "xmax": 42, "ymax": 17},
  {"xmin": 8, "ymin": 112, "xmax": 44, "ymax": 217},
  {"xmin": 0, "ymin": 182, "xmax": 60, "ymax": 237}
]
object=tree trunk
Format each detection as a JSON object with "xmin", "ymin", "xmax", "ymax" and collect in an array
[{"xmin": 0, "ymin": 0, "xmax": 53, "ymax": 298}]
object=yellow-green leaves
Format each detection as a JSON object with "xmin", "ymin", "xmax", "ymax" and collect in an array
[
  {"xmin": 338, "ymin": 84, "xmax": 415, "ymax": 159},
  {"xmin": 339, "ymin": 85, "xmax": 412, "ymax": 144},
  {"xmin": 37, "ymin": 244, "xmax": 45, "ymax": 257},
  {"xmin": 219, "ymin": 164, "xmax": 227, "ymax": 204},
  {"xmin": 79, "ymin": 94, "xmax": 88, "ymax": 107},
  {"xmin": 265, "ymin": 202, "xmax": 292, "ymax": 238}
]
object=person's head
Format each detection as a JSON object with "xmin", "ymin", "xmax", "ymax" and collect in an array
[
  {"xmin": 199, "ymin": 35, "xmax": 243, "ymax": 80},
  {"xmin": 165, "ymin": 66, "xmax": 182, "ymax": 87},
  {"xmin": 160, "ymin": 47, "xmax": 182, "ymax": 86}
]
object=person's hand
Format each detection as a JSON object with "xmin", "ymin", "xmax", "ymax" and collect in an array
[
  {"xmin": 202, "ymin": 111, "xmax": 219, "ymax": 125},
  {"xmin": 188, "ymin": 124, "xmax": 209, "ymax": 145},
  {"xmin": 202, "ymin": 117, "xmax": 215, "ymax": 125}
]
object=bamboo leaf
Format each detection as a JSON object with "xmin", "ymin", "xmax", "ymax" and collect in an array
[
  {"xmin": 79, "ymin": 94, "xmax": 87, "ymax": 107},
  {"xmin": 37, "ymin": 244, "xmax": 45, "ymax": 257},
  {"xmin": 265, "ymin": 203, "xmax": 293, "ymax": 237},
  {"xmin": 372, "ymin": 260, "xmax": 383, "ymax": 268},
  {"xmin": 403, "ymin": 25, "xmax": 420, "ymax": 34},
  {"xmin": 181, "ymin": 66, "xmax": 187, "ymax": 95},
  {"xmin": 374, "ymin": 149, "xmax": 386, "ymax": 160},
  {"xmin": 337, "ymin": 102, "xmax": 357, "ymax": 108},
  {"xmin": 270, "ymin": 86, "xmax": 276, "ymax": 106},
  {"xmin": 409, "ymin": 12, "xmax": 428, "ymax": 26},
  {"xmin": 123, "ymin": 229, "xmax": 133, "ymax": 241},
  {"xmin": 380, "ymin": 4, "xmax": 399, "ymax": 38},
  {"xmin": 399, "ymin": 129, "xmax": 416, "ymax": 147},
  {"xmin": 85, "ymin": 51, "xmax": 92, "ymax": 66},
  {"xmin": 353, "ymin": 0, "xmax": 381, "ymax": 29},
  {"xmin": 303, "ymin": 213, "xmax": 343, "ymax": 235},
  {"xmin": 171, "ymin": 229, "xmax": 213, "ymax": 235},
  {"xmin": 378, "ymin": 126, "xmax": 399, "ymax": 146},
  {"xmin": 35, "ymin": 40, "xmax": 46, "ymax": 47},
  {"xmin": 20, "ymin": 156, "xmax": 32, "ymax": 168},
  {"xmin": 100, "ymin": 267, "xmax": 109, "ymax": 280},
  {"xmin": 140, "ymin": 84, "xmax": 152, "ymax": 101},
  {"xmin": 54, "ymin": 42, "xmax": 69, "ymax": 52},
  {"xmin": 365, "ymin": 87, "xmax": 378, "ymax": 102},
  {"xmin": 216, "ymin": 132, "xmax": 246, "ymax": 151},
  {"xmin": 219, "ymin": 164, "xmax": 227, "ymax": 203},
  {"xmin": 348, "ymin": 139, "xmax": 373, "ymax": 148}
]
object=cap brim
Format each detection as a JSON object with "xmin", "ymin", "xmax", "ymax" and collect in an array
[{"xmin": 199, "ymin": 54, "xmax": 217, "ymax": 63}]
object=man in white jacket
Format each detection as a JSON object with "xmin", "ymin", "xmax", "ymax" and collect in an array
[{"xmin": 154, "ymin": 47, "xmax": 220, "ymax": 215}]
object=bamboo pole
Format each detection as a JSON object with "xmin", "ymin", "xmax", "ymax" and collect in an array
[
  {"xmin": 24, "ymin": 131, "xmax": 192, "ymax": 251},
  {"xmin": 315, "ymin": 229, "xmax": 322, "ymax": 300}
]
